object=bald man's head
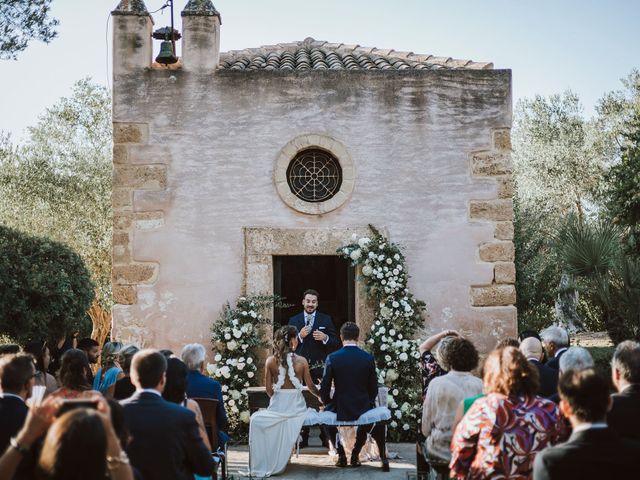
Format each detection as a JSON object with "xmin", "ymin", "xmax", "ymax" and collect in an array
[{"xmin": 520, "ymin": 337, "xmax": 543, "ymax": 361}]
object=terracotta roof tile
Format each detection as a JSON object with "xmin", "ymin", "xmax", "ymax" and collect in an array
[{"xmin": 218, "ymin": 38, "xmax": 492, "ymax": 72}]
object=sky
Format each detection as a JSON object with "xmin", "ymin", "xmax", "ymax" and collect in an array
[{"xmin": 1, "ymin": 0, "xmax": 638, "ymax": 141}]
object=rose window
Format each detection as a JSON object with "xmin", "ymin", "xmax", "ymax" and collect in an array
[{"xmin": 286, "ymin": 149, "xmax": 343, "ymax": 203}]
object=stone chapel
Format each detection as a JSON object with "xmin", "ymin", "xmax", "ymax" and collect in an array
[{"xmin": 110, "ymin": 0, "xmax": 517, "ymax": 354}]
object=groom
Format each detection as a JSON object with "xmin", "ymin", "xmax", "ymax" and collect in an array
[{"xmin": 320, "ymin": 322, "xmax": 389, "ymax": 471}]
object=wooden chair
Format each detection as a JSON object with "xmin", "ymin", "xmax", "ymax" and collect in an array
[{"xmin": 193, "ymin": 397, "xmax": 226, "ymax": 480}]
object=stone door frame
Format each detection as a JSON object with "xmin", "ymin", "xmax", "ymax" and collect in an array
[{"xmin": 242, "ymin": 227, "xmax": 382, "ymax": 332}]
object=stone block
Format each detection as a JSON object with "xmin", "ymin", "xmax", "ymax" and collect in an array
[
  {"xmin": 113, "ymin": 212, "xmax": 133, "ymax": 231},
  {"xmin": 479, "ymin": 241, "xmax": 515, "ymax": 262},
  {"xmin": 496, "ymin": 175, "xmax": 514, "ymax": 199},
  {"xmin": 112, "ymin": 232, "xmax": 131, "ymax": 264},
  {"xmin": 113, "ymin": 285, "xmax": 137, "ymax": 305},
  {"xmin": 113, "ymin": 145, "xmax": 129, "ymax": 164},
  {"xmin": 112, "ymin": 263, "xmax": 158, "ymax": 285},
  {"xmin": 113, "ymin": 123, "xmax": 149, "ymax": 144},
  {"xmin": 471, "ymin": 151, "xmax": 512, "ymax": 176},
  {"xmin": 471, "ymin": 284, "xmax": 516, "ymax": 306},
  {"xmin": 134, "ymin": 211, "xmax": 165, "ymax": 230},
  {"xmin": 469, "ymin": 199, "xmax": 513, "ymax": 221},
  {"xmin": 112, "ymin": 188, "xmax": 132, "ymax": 209},
  {"xmin": 494, "ymin": 221, "xmax": 514, "ymax": 240},
  {"xmin": 494, "ymin": 262, "xmax": 516, "ymax": 284},
  {"xmin": 113, "ymin": 165, "xmax": 167, "ymax": 190},
  {"xmin": 493, "ymin": 129, "xmax": 512, "ymax": 151},
  {"xmin": 128, "ymin": 144, "xmax": 173, "ymax": 165}
]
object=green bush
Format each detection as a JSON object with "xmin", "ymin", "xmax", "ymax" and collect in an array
[{"xmin": 0, "ymin": 225, "xmax": 94, "ymax": 343}]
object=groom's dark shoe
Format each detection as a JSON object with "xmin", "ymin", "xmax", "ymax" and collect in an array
[
  {"xmin": 381, "ymin": 460, "xmax": 390, "ymax": 472},
  {"xmin": 350, "ymin": 456, "xmax": 362, "ymax": 468},
  {"xmin": 335, "ymin": 455, "xmax": 348, "ymax": 468}
]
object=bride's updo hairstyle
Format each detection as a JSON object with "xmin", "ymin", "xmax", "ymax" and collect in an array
[{"xmin": 274, "ymin": 325, "xmax": 298, "ymax": 368}]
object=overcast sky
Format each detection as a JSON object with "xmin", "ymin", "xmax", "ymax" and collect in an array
[{"xmin": 1, "ymin": 0, "xmax": 638, "ymax": 141}]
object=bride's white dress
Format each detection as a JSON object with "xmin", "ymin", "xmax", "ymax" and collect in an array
[{"xmin": 248, "ymin": 353, "xmax": 309, "ymax": 477}]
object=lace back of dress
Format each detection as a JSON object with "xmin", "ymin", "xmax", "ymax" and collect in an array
[{"xmin": 273, "ymin": 353, "xmax": 303, "ymax": 392}]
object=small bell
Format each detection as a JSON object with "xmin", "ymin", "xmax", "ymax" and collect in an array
[{"xmin": 156, "ymin": 41, "xmax": 178, "ymax": 65}]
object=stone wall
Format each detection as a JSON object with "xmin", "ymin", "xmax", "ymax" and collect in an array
[{"xmin": 111, "ymin": 13, "xmax": 515, "ymax": 354}]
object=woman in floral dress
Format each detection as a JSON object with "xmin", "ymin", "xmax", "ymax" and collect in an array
[{"xmin": 450, "ymin": 346, "xmax": 560, "ymax": 479}]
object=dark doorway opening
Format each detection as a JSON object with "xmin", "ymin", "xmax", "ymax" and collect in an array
[{"xmin": 273, "ymin": 256, "xmax": 355, "ymax": 333}]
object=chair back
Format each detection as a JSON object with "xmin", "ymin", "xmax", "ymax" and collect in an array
[{"xmin": 193, "ymin": 397, "xmax": 219, "ymax": 452}]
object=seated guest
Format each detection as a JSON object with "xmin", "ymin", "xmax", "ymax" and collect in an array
[
  {"xmin": 163, "ymin": 357, "xmax": 211, "ymax": 451},
  {"xmin": 24, "ymin": 341, "xmax": 59, "ymax": 396},
  {"xmin": 520, "ymin": 337, "xmax": 558, "ymax": 398},
  {"xmin": 121, "ymin": 349, "xmax": 215, "ymax": 480},
  {"xmin": 114, "ymin": 345, "xmax": 139, "ymax": 400},
  {"xmin": 548, "ymin": 346, "xmax": 594, "ymax": 403},
  {"xmin": 533, "ymin": 368, "xmax": 638, "ymax": 479},
  {"xmin": 418, "ymin": 330, "xmax": 458, "ymax": 399},
  {"xmin": 540, "ymin": 326, "xmax": 569, "ymax": 370},
  {"xmin": 182, "ymin": 343, "xmax": 229, "ymax": 446},
  {"xmin": 608, "ymin": 340, "xmax": 640, "ymax": 442},
  {"xmin": 450, "ymin": 347, "xmax": 560, "ymax": 479},
  {"xmin": 0, "ymin": 354, "xmax": 35, "ymax": 453},
  {"xmin": 50, "ymin": 349, "xmax": 100, "ymax": 399},
  {"xmin": 421, "ymin": 338, "xmax": 482, "ymax": 473},
  {"xmin": 38, "ymin": 397, "xmax": 134, "ymax": 480},
  {"xmin": 77, "ymin": 338, "xmax": 100, "ymax": 383},
  {"xmin": 94, "ymin": 341, "xmax": 124, "ymax": 398}
]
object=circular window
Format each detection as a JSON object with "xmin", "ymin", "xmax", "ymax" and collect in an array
[
  {"xmin": 286, "ymin": 149, "xmax": 342, "ymax": 203},
  {"xmin": 275, "ymin": 134, "xmax": 354, "ymax": 215}
]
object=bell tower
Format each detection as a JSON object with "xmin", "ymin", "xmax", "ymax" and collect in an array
[{"xmin": 181, "ymin": 0, "xmax": 222, "ymax": 73}]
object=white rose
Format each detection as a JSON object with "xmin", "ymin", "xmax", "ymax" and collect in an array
[
  {"xmin": 392, "ymin": 301, "xmax": 399, "ymax": 308},
  {"xmin": 368, "ymin": 252, "xmax": 376, "ymax": 259},
  {"xmin": 378, "ymin": 326, "xmax": 386, "ymax": 334},
  {"xmin": 350, "ymin": 249, "xmax": 362, "ymax": 261},
  {"xmin": 389, "ymin": 329, "xmax": 396, "ymax": 336},
  {"xmin": 240, "ymin": 411, "xmax": 251, "ymax": 423},
  {"xmin": 206, "ymin": 363, "xmax": 216, "ymax": 375},
  {"xmin": 392, "ymin": 269, "xmax": 399, "ymax": 275},
  {"xmin": 378, "ymin": 255, "xmax": 385, "ymax": 261},
  {"xmin": 250, "ymin": 311, "xmax": 257, "ymax": 318},
  {"xmin": 228, "ymin": 399, "xmax": 236, "ymax": 407},
  {"xmin": 233, "ymin": 329, "xmax": 242, "ymax": 339},
  {"xmin": 362, "ymin": 265, "xmax": 373, "ymax": 276},
  {"xmin": 227, "ymin": 340, "xmax": 237, "ymax": 351},
  {"xmin": 386, "ymin": 369, "xmax": 398, "ymax": 381},
  {"xmin": 224, "ymin": 333, "xmax": 231, "ymax": 340},
  {"xmin": 403, "ymin": 424, "xmax": 410, "ymax": 431},
  {"xmin": 247, "ymin": 357, "xmax": 253, "ymax": 364},
  {"xmin": 394, "ymin": 254, "xmax": 400, "ymax": 261},
  {"xmin": 231, "ymin": 390, "xmax": 241, "ymax": 400},
  {"xmin": 399, "ymin": 352, "xmax": 408, "ymax": 361},
  {"xmin": 398, "ymin": 334, "xmax": 403, "ymax": 339},
  {"xmin": 358, "ymin": 237, "xmax": 370, "ymax": 248},
  {"xmin": 401, "ymin": 403, "xmax": 410, "ymax": 412},
  {"xmin": 247, "ymin": 371, "xmax": 255, "ymax": 378},
  {"xmin": 231, "ymin": 405, "xmax": 239, "ymax": 414},
  {"xmin": 392, "ymin": 389, "xmax": 399, "ymax": 395},
  {"xmin": 214, "ymin": 354, "xmax": 222, "ymax": 362},
  {"xmin": 395, "ymin": 410, "xmax": 402, "ymax": 419},
  {"xmin": 385, "ymin": 355, "xmax": 392, "ymax": 362},
  {"xmin": 386, "ymin": 258, "xmax": 393, "ymax": 264},
  {"xmin": 381, "ymin": 344, "xmax": 388, "ymax": 351},
  {"xmin": 237, "ymin": 363, "xmax": 245, "ymax": 370},
  {"xmin": 377, "ymin": 272, "xmax": 384, "ymax": 279},
  {"xmin": 390, "ymin": 421, "xmax": 398, "ymax": 428}
]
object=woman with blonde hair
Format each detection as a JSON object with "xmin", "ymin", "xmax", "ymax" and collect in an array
[
  {"xmin": 450, "ymin": 347, "xmax": 560, "ymax": 479},
  {"xmin": 248, "ymin": 325, "xmax": 321, "ymax": 477}
]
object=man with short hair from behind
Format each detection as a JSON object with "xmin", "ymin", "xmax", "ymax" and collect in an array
[
  {"xmin": 520, "ymin": 337, "xmax": 558, "ymax": 398},
  {"xmin": 540, "ymin": 326, "xmax": 569, "ymax": 370},
  {"xmin": 0, "ymin": 354, "xmax": 35, "ymax": 453},
  {"xmin": 121, "ymin": 349, "xmax": 214, "ymax": 480},
  {"xmin": 547, "ymin": 346, "xmax": 594, "ymax": 403},
  {"xmin": 181, "ymin": 343, "xmax": 229, "ymax": 446},
  {"xmin": 533, "ymin": 368, "xmax": 638, "ymax": 479},
  {"xmin": 608, "ymin": 340, "xmax": 640, "ymax": 442}
]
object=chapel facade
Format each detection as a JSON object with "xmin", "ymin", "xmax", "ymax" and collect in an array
[{"xmin": 110, "ymin": 0, "xmax": 517, "ymax": 354}]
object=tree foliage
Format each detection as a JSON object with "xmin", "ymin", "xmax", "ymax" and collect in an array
[
  {"xmin": 0, "ymin": 0, "xmax": 59, "ymax": 60},
  {"xmin": 0, "ymin": 79, "xmax": 112, "ymax": 307},
  {"xmin": 0, "ymin": 225, "xmax": 94, "ymax": 344}
]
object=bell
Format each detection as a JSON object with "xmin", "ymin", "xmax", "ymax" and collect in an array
[{"xmin": 155, "ymin": 41, "xmax": 177, "ymax": 65}]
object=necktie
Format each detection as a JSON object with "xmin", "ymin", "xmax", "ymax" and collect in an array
[{"xmin": 306, "ymin": 315, "xmax": 313, "ymax": 328}]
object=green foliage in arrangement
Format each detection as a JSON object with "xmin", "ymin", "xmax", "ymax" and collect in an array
[
  {"xmin": 0, "ymin": 225, "xmax": 94, "ymax": 344},
  {"xmin": 0, "ymin": 79, "xmax": 112, "ymax": 307},
  {"xmin": 338, "ymin": 225, "xmax": 426, "ymax": 442},
  {"xmin": 209, "ymin": 295, "xmax": 287, "ymax": 439}
]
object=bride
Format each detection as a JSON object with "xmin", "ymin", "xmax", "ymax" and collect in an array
[{"xmin": 248, "ymin": 325, "xmax": 321, "ymax": 477}]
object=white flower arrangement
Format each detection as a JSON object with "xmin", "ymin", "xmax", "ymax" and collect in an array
[
  {"xmin": 338, "ymin": 225, "xmax": 426, "ymax": 442},
  {"xmin": 210, "ymin": 295, "xmax": 285, "ymax": 439}
]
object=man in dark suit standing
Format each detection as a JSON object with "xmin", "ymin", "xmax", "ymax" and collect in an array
[
  {"xmin": 533, "ymin": 368, "xmax": 638, "ymax": 479},
  {"xmin": 321, "ymin": 322, "xmax": 388, "ymax": 471},
  {"xmin": 289, "ymin": 289, "xmax": 338, "ymax": 381},
  {"xmin": 520, "ymin": 337, "xmax": 558, "ymax": 398},
  {"xmin": 540, "ymin": 326, "xmax": 569, "ymax": 370},
  {"xmin": 121, "ymin": 349, "xmax": 215, "ymax": 480},
  {"xmin": 0, "ymin": 354, "xmax": 35, "ymax": 479},
  {"xmin": 608, "ymin": 340, "xmax": 640, "ymax": 442}
]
